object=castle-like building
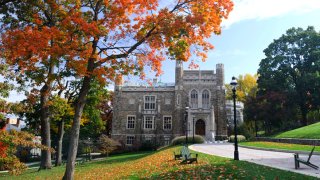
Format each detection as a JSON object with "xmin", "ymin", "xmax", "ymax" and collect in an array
[{"xmin": 111, "ymin": 61, "xmax": 228, "ymax": 147}]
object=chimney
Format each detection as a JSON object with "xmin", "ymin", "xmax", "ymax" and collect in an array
[{"xmin": 153, "ymin": 78, "xmax": 157, "ymax": 85}]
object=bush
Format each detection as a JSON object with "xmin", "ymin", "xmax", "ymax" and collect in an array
[
  {"xmin": 171, "ymin": 135, "xmax": 205, "ymax": 146},
  {"xmin": 228, "ymin": 135, "xmax": 246, "ymax": 142},
  {"xmin": 139, "ymin": 140, "xmax": 160, "ymax": 151},
  {"xmin": 0, "ymin": 130, "xmax": 51, "ymax": 175},
  {"xmin": 229, "ymin": 123, "xmax": 254, "ymax": 140},
  {"xmin": 97, "ymin": 135, "xmax": 121, "ymax": 156}
]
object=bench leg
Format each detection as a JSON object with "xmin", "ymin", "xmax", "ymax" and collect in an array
[{"xmin": 294, "ymin": 154, "xmax": 299, "ymax": 169}]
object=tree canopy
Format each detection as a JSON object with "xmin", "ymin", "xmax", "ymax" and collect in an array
[{"xmin": 257, "ymin": 26, "xmax": 320, "ymax": 126}]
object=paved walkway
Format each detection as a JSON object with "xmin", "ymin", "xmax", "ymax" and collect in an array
[{"xmin": 189, "ymin": 143, "xmax": 320, "ymax": 178}]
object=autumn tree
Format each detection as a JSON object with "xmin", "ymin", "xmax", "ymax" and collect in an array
[
  {"xmin": 0, "ymin": 0, "xmax": 83, "ymax": 169},
  {"xmin": 258, "ymin": 26, "xmax": 320, "ymax": 126},
  {"xmin": 0, "ymin": 130, "xmax": 52, "ymax": 175},
  {"xmin": 96, "ymin": 134, "xmax": 120, "ymax": 157},
  {"xmin": 58, "ymin": 1, "xmax": 233, "ymax": 179},
  {"xmin": 225, "ymin": 74, "xmax": 258, "ymax": 102},
  {"xmin": 2, "ymin": 0, "xmax": 233, "ymax": 178}
]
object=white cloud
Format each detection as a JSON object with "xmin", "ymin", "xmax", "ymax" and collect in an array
[{"xmin": 222, "ymin": 0, "xmax": 320, "ymax": 28}]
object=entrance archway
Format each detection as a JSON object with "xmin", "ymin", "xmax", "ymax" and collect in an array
[{"xmin": 195, "ymin": 119, "xmax": 205, "ymax": 136}]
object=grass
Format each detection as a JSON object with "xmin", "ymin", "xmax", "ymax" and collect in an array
[
  {"xmin": 240, "ymin": 141, "xmax": 320, "ymax": 153},
  {"xmin": 0, "ymin": 146, "xmax": 316, "ymax": 180},
  {"xmin": 275, "ymin": 122, "xmax": 320, "ymax": 139}
]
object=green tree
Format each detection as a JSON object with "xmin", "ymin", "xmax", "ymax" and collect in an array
[
  {"xmin": 258, "ymin": 26, "xmax": 320, "ymax": 126},
  {"xmin": 49, "ymin": 96, "xmax": 74, "ymax": 166},
  {"xmin": 80, "ymin": 80, "xmax": 109, "ymax": 139}
]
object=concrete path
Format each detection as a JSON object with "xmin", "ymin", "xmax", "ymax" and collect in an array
[{"xmin": 189, "ymin": 143, "xmax": 320, "ymax": 178}]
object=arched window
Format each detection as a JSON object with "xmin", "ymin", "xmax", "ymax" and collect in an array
[
  {"xmin": 190, "ymin": 90, "xmax": 198, "ymax": 108},
  {"xmin": 202, "ymin": 90, "xmax": 210, "ymax": 109}
]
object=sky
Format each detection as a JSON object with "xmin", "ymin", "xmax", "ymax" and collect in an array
[
  {"xmin": 3, "ymin": 0, "xmax": 320, "ymax": 102},
  {"xmin": 157, "ymin": 0, "xmax": 320, "ymax": 84}
]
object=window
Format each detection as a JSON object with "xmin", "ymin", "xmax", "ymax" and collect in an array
[
  {"xmin": 144, "ymin": 135, "xmax": 153, "ymax": 142},
  {"xmin": 127, "ymin": 116, "xmax": 135, "ymax": 129},
  {"xmin": 202, "ymin": 90, "xmax": 210, "ymax": 109},
  {"xmin": 190, "ymin": 90, "xmax": 198, "ymax": 108},
  {"xmin": 144, "ymin": 96, "xmax": 156, "ymax": 110},
  {"xmin": 144, "ymin": 116, "xmax": 154, "ymax": 129},
  {"xmin": 163, "ymin": 116, "xmax": 172, "ymax": 130},
  {"xmin": 126, "ymin": 136, "xmax": 134, "ymax": 145},
  {"xmin": 164, "ymin": 137, "xmax": 171, "ymax": 145}
]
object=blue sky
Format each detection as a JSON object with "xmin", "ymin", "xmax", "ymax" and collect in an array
[
  {"xmin": 3, "ymin": 0, "xmax": 320, "ymax": 102},
  {"xmin": 157, "ymin": 0, "xmax": 320, "ymax": 83}
]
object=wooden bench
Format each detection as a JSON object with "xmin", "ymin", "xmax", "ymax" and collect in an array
[
  {"xmin": 173, "ymin": 146, "xmax": 188, "ymax": 160},
  {"xmin": 75, "ymin": 158, "xmax": 86, "ymax": 166},
  {"xmin": 180, "ymin": 146, "xmax": 198, "ymax": 164},
  {"xmin": 294, "ymin": 146, "xmax": 319, "ymax": 170},
  {"xmin": 173, "ymin": 151, "xmax": 182, "ymax": 160}
]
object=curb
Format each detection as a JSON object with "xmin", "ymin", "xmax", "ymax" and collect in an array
[{"xmin": 239, "ymin": 145, "xmax": 320, "ymax": 155}]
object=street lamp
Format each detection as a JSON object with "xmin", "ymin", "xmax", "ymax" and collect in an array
[
  {"xmin": 193, "ymin": 117, "xmax": 195, "ymax": 144},
  {"xmin": 230, "ymin": 76, "xmax": 239, "ymax": 160},
  {"xmin": 87, "ymin": 137, "xmax": 92, "ymax": 161},
  {"xmin": 185, "ymin": 107, "xmax": 189, "ymax": 145}
]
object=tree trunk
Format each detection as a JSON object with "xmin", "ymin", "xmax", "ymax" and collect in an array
[
  {"xmin": 63, "ymin": 75, "xmax": 92, "ymax": 180},
  {"xmin": 301, "ymin": 106, "xmax": 308, "ymax": 126},
  {"xmin": 39, "ymin": 84, "xmax": 52, "ymax": 169},
  {"xmin": 55, "ymin": 119, "xmax": 65, "ymax": 166}
]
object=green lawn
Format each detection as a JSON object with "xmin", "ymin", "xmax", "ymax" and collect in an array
[
  {"xmin": 240, "ymin": 141, "xmax": 320, "ymax": 153},
  {"xmin": 275, "ymin": 122, "xmax": 320, "ymax": 139},
  {"xmin": 0, "ymin": 146, "xmax": 316, "ymax": 180}
]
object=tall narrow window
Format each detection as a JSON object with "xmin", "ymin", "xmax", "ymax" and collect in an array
[
  {"xmin": 190, "ymin": 90, "xmax": 198, "ymax": 108},
  {"xmin": 144, "ymin": 116, "xmax": 154, "ymax": 129},
  {"xmin": 127, "ymin": 116, "xmax": 135, "ymax": 129},
  {"xmin": 163, "ymin": 116, "xmax": 172, "ymax": 130},
  {"xmin": 144, "ymin": 96, "xmax": 156, "ymax": 110},
  {"xmin": 202, "ymin": 90, "xmax": 210, "ymax": 109}
]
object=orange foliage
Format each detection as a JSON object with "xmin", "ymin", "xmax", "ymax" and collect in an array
[
  {"xmin": 0, "ymin": 127, "xmax": 7, "ymax": 158},
  {"xmin": 1, "ymin": 0, "xmax": 233, "ymax": 84}
]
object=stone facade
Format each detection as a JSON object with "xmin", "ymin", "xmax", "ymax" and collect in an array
[
  {"xmin": 225, "ymin": 100, "xmax": 244, "ymax": 127},
  {"xmin": 111, "ymin": 62, "xmax": 228, "ymax": 148}
]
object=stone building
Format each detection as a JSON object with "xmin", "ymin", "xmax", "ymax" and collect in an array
[
  {"xmin": 225, "ymin": 100, "xmax": 244, "ymax": 127},
  {"xmin": 111, "ymin": 61, "xmax": 228, "ymax": 147}
]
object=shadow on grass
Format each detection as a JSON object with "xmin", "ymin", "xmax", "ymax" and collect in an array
[{"xmin": 93, "ymin": 151, "xmax": 154, "ymax": 165}]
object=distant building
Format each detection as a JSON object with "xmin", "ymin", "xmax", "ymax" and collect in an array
[
  {"xmin": 111, "ymin": 62, "xmax": 228, "ymax": 148},
  {"xmin": 5, "ymin": 117, "xmax": 26, "ymax": 131},
  {"xmin": 225, "ymin": 100, "xmax": 244, "ymax": 127}
]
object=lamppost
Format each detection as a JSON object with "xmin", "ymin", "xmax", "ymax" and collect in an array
[
  {"xmin": 185, "ymin": 107, "xmax": 189, "ymax": 145},
  {"xmin": 230, "ymin": 76, "xmax": 239, "ymax": 160},
  {"xmin": 87, "ymin": 137, "xmax": 92, "ymax": 161},
  {"xmin": 192, "ymin": 117, "xmax": 195, "ymax": 144}
]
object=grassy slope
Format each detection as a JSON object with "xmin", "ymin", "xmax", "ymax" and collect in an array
[
  {"xmin": 240, "ymin": 141, "xmax": 320, "ymax": 153},
  {"xmin": 0, "ymin": 146, "xmax": 316, "ymax": 180},
  {"xmin": 275, "ymin": 122, "xmax": 320, "ymax": 139}
]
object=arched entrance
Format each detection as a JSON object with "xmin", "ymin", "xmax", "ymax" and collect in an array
[{"xmin": 195, "ymin": 119, "xmax": 205, "ymax": 136}]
